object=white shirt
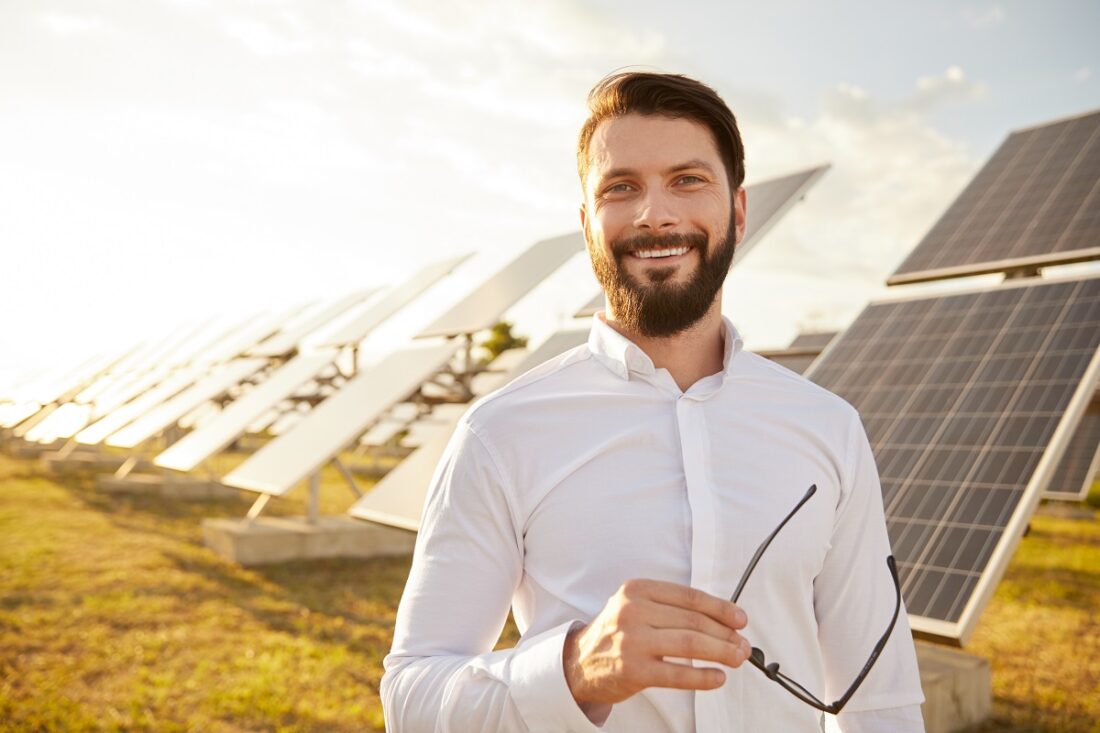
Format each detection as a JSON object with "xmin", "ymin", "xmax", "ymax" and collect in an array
[{"xmin": 383, "ymin": 315, "xmax": 925, "ymax": 732}]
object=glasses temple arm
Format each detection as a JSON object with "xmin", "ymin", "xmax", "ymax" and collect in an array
[
  {"xmin": 731, "ymin": 483, "xmax": 817, "ymax": 604},
  {"xmin": 825, "ymin": 555, "xmax": 903, "ymax": 715}
]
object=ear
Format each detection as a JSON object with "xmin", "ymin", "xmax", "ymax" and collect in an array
[
  {"xmin": 579, "ymin": 202, "xmax": 588, "ymax": 231},
  {"xmin": 733, "ymin": 187, "xmax": 747, "ymax": 245}
]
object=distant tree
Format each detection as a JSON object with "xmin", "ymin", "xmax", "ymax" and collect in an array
[{"xmin": 478, "ymin": 321, "xmax": 528, "ymax": 365}]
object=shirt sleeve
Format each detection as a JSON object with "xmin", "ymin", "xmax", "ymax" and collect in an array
[
  {"xmin": 813, "ymin": 408, "xmax": 925, "ymax": 720},
  {"xmin": 381, "ymin": 420, "xmax": 606, "ymax": 733}
]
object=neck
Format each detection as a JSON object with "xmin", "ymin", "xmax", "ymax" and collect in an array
[{"xmin": 603, "ymin": 298, "xmax": 726, "ymax": 392}]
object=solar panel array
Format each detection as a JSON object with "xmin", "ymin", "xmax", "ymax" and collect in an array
[
  {"xmin": 1044, "ymin": 394, "xmax": 1100, "ymax": 500},
  {"xmin": 805, "ymin": 275, "xmax": 1100, "ymax": 642},
  {"xmin": 889, "ymin": 109, "xmax": 1100, "ymax": 284}
]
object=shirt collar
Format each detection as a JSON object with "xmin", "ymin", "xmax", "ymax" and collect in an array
[{"xmin": 587, "ymin": 312, "xmax": 744, "ymax": 383}]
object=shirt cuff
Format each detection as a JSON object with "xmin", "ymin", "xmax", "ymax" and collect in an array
[{"xmin": 507, "ymin": 620, "xmax": 609, "ymax": 731}]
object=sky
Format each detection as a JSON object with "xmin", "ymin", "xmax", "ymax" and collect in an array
[{"xmin": 1, "ymin": 0, "xmax": 1098, "ymax": 383}]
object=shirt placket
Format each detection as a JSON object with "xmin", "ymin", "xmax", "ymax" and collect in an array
[{"xmin": 676, "ymin": 394, "xmax": 725, "ymax": 732}]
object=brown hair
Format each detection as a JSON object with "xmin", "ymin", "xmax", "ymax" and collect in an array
[{"xmin": 577, "ymin": 71, "xmax": 746, "ymax": 193}]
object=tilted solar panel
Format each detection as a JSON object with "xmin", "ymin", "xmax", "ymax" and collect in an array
[
  {"xmin": 805, "ymin": 274, "xmax": 1100, "ymax": 643},
  {"xmin": 889, "ymin": 109, "xmax": 1100, "ymax": 285}
]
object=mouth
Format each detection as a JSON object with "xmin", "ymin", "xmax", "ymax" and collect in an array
[{"xmin": 627, "ymin": 245, "xmax": 694, "ymax": 262}]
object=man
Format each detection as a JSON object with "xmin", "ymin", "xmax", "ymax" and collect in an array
[{"xmin": 382, "ymin": 72, "xmax": 925, "ymax": 732}]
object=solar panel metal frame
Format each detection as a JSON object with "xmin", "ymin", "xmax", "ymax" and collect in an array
[
  {"xmin": 1042, "ymin": 393, "xmax": 1100, "ymax": 501},
  {"xmin": 803, "ymin": 273, "xmax": 1100, "ymax": 645},
  {"xmin": 417, "ymin": 234, "xmax": 585, "ymax": 339},
  {"xmin": 888, "ymin": 108, "xmax": 1100, "ymax": 286},
  {"xmin": 574, "ymin": 164, "xmax": 829, "ymax": 318}
]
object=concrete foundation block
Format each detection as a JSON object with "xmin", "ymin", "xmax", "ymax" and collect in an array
[
  {"xmin": 96, "ymin": 472, "xmax": 243, "ymax": 500},
  {"xmin": 9, "ymin": 440, "xmax": 58, "ymax": 459},
  {"xmin": 917, "ymin": 642, "xmax": 992, "ymax": 733},
  {"xmin": 43, "ymin": 451, "xmax": 153, "ymax": 475},
  {"xmin": 202, "ymin": 516, "xmax": 417, "ymax": 565}
]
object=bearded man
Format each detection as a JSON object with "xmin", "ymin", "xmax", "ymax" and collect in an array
[{"xmin": 381, "ymin": 72, "xmax": 926, "ymax": 732}]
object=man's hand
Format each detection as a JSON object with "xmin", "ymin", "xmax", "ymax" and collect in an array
[{"xmin": 563, "ymin": 579, "xmax": 751, "ymax": 710}]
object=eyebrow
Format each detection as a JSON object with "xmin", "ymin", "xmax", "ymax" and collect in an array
[{"xmin": 597, "ymin": 159, "xmax": 719, "ymax": 184}]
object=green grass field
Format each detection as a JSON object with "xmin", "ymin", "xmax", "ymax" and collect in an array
[{"xmin": 0, "ymin": 451, "xmax": 1096, "ymax": 732}]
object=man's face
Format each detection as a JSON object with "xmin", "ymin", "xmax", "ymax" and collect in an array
[{"xmin": 580, "ymin": 113, "xmax": 746, "ymax": 338}]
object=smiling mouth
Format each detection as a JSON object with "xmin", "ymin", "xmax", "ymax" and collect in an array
[{"xmin": 629, "ymin": 245, "xmax": 693, "ymax": 260}]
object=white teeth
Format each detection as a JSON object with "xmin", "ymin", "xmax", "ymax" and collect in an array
[{"xmin": 635, "ymin": 246, "xmax": 689, "ymax": 259}]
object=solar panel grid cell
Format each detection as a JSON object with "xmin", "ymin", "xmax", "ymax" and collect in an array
[{"xmin": 806, "ymin": 276, "xmax": 1100, "ymax": 638}]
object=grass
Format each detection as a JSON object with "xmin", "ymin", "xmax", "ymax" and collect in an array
[{"xmin": 0, "ymin": 451, "xmax": 1096, "ymax": 732}]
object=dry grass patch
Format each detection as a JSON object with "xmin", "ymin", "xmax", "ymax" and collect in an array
[{"xmin": 0, "ymin": 452, "xmax": 1094, "ymax": 731}]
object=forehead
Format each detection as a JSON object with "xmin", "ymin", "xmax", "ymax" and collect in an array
[{"xmin": 586, "ymin": 113, "xmax": 723, "ymax": 181}]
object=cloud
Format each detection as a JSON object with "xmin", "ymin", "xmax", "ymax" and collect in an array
[
  {"xmin": 723, "ymin": 68, "xmax": 983, "ymax": 345},
  {"xmin": 1074, "ymin": 66, "xmax": 1092, "ymax": 82},
  {"xmin": 910, "ymin": 66, "xmax": 988, "ymax": 110},
  {"xmin": 39, "ymin": 11, "xmax": 108, "ymax": 35},
  {"xmin": 218, "ymin": 13, "xmax": 312, "ymax": 56},
  {"xmin": 962, "ymin": 5, "xmax": 1006, "ymax": 28}
]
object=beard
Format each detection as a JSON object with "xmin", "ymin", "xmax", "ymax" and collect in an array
[{"xmin": 586, "ymin": 211, "xmax": 737, "ymax": 338}]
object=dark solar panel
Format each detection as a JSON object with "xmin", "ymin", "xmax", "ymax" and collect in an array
[
  {"xmin": 805, "ymin": 275, "xmax": 1100, "ymax": 642},
  {"xmin": 1044, "ymin": 395, "xmax": 1100, "ymax": 500},
  {"xmin": 758, "ymin": 332, "xmax": 837, "ymax": 375},
  {"xmin": 787, "ymin": 331, "xmax": 837, "ymax": 351},
  {"xmin": 889, "ymin": 109, "xmax": 1100, "ymax": 285}
]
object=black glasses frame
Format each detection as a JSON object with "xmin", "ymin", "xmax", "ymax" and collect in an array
[{"xmin": 730, "ymin": 484, "xmax": 902, "ymax": 715}]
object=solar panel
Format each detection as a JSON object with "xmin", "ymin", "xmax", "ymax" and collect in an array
[
  {"xmin": 804, "ymin": 274, "xmax": 1100, "ymax": 643},
  {"xmin": 417, "ymin": 234, "xmax": 585, "ymax": 339},
  {"xmin": 223, "ymin": 340, "xmax": 461, "ymax": 496},
  {"xmin": 574, "ymin": 165, "xmax": 828, "ymax": 318},
  {"xmin": 889, "ymin": 109, "xmax": 1100, "ymax": 285},
  {"xmin": 248, "ymin": 290, "xmax": 376, "ymax": 358},
  {"xmin": 758, "ymin": 331, "xmax": 837, "ymax": 375},
  {"xmin": 105, "ymin": 359, "xmax": 267, "ymax": 449},
  {"xmin": 349, "ymin": 327, "xmax": 590, "ymax": 530},
  {"xmin": 1043, "ymin": 394, "xmax": 1100, "ymax": 501},
  {"xmin": 74, "ymin": 364, "xmax": 208, "ymax": 446},
  {"xmin": 312, "ymin": 255, "xmax": 472, "ymax": 348},
  {"xmin": 154, "ymin": 351, "xmax": 339, "ymax": 473}
]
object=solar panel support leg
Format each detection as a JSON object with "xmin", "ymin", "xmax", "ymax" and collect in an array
[
  {"xmin": 333, "ymin": 458, "xmax": 363, "ymax": 498},
  {"xmin": 459, "ymin": 333, "xmax": 475, "ymax": 400},
  {"xmin": 114, "ymin": 453, "xmax": 140, "ymax": 479},
  {"xmin": 246, "ymin": 493, "xmax": 272, "ymax": 522},
  {"xmin": 57, "ymin": 438, "xmax": 78, "ymax": 459},
  {"xmin": 307, "ymin": 472, "xmax": 320, "ymax": 525}
]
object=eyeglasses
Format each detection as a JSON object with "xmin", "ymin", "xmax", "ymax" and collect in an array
[{"xmin": 730, "ymin": 484, "xmax": 902, "ymax": 715}]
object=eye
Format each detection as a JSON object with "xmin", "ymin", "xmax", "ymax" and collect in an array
[
  {"xmin": 676, "ymin": 174, "xmax": 706, "ymax": 185},
  {"xmin": 603, "ymin": 182, "xmax": 634, "ymax": 195}
]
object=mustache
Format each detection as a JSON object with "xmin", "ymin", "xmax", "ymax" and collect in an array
[{"xmin": 610, "ymin": 231, "xmax": 707, "ymax": 257}]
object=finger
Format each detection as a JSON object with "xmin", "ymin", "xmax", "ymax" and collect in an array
[
  {"xmin": 623, "ymin": 579, "xmax": 747, "ymax": 630},
  {"xmin": 646, "ymin": 628, "xmax": 751, "ymax": 668},
  {"xmin": 645, "ymin": 658, "xmax": 728, "ymax": 691},
  {"xmin": 639, "ymin": 599, "xmax": 747, "ymax": 644}
]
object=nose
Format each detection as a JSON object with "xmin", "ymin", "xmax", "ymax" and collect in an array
[{"xmin": 633, "ymin": 187, "xmax": 680, "ymax": 232}]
